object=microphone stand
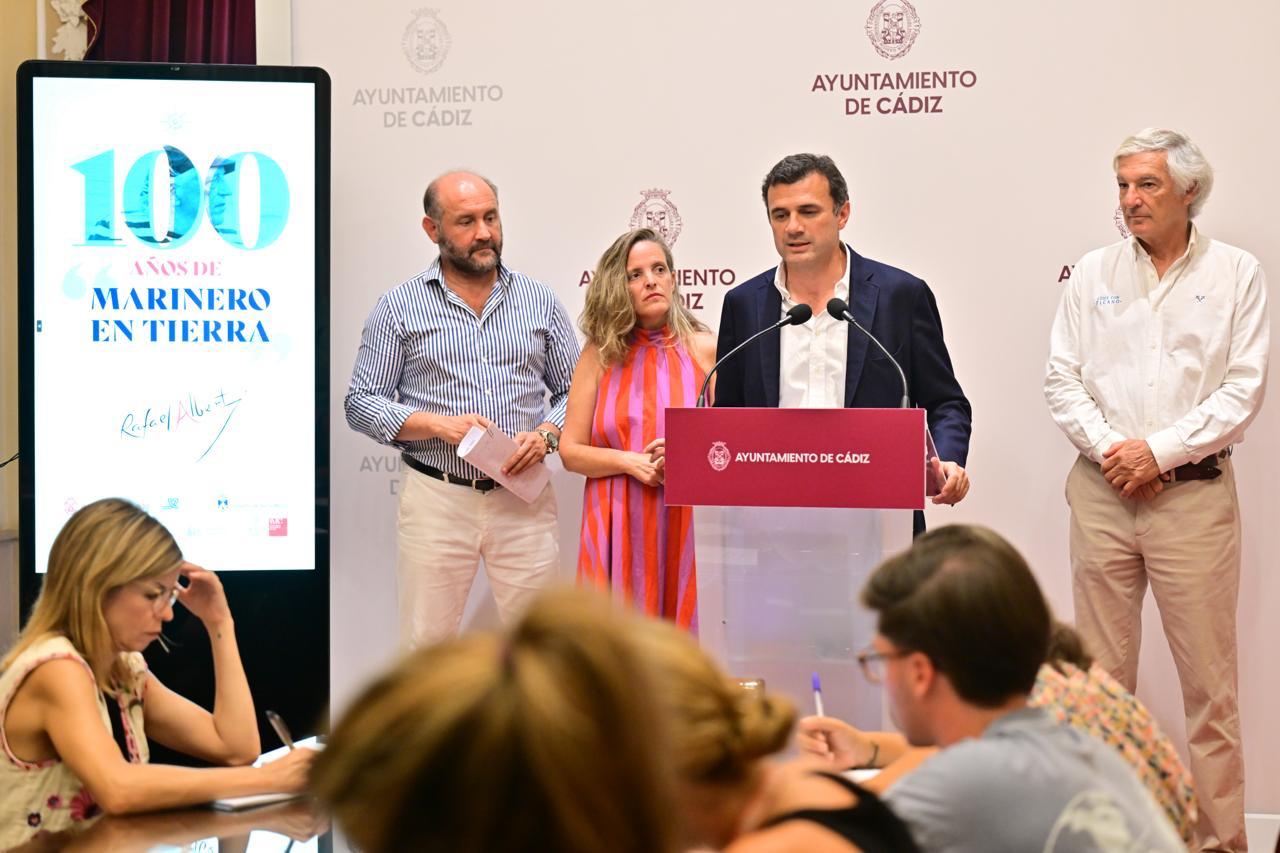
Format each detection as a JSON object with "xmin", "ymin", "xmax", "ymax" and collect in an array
[{"xmin": 828, "ymin": 298, "xmax": 910, "ymax": 409}]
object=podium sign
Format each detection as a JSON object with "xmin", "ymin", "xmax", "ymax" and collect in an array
[
  {"xmin": 665, "ymin": 407, "xmax": 924, "ymax": 731},
  {"xmin": 665, "ymin": 407, "xmax": 926, "ymax": 509}
]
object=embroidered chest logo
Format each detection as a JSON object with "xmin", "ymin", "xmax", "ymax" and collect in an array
[
  {"xmin": 1113, "ymin": 206, "xmax": 1131, "ymax": 239},
  {"xmin": 1194, "ymin": 295, "xmax": 1206, "ymax": 303},
  {"xmin": 1094, "ymin": 295, "xmax": 1121, "ymax": 306}
]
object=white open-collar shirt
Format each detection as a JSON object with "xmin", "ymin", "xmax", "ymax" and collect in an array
[
  {"xmin": 775, "ymin": 245, "xmax": 853, "ymax": 409},
  {"xmin": 1045, "ymin": 225, "xmax": 1270, "ymax": 471}
]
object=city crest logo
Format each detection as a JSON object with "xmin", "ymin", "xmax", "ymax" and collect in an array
[
  {"xmin": 629, "ymin": 188, "xmax": 684, "ymax": 246},
  {"xmin": 865, "ymin": 0, "xmax": 921, "ymax": 60},
  {"xmin": 708, "ymin": 441, "xmax": 731, "ymax": 472},
  {"xmin": 403, "ymin": 8, "xmax": 452, "ymax": 76},
  {"xmin": 577, "ymin": 187, "xmax": 737, "ymax": 311}
]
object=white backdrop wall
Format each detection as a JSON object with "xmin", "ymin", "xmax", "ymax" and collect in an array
[{"xmin": 295, "ymin": 1, "xmax": 1280, "ymax": 811}]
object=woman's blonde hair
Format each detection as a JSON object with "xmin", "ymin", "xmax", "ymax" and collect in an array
[
  {"xmin": 579, "ymin": 228, "xmax": 709, "ymax": 368},
  {"xmin": 311, "ymin": 589, "xmax": 678, "ymax": 853},
  {"xmin": 3, "ymin": 498, "xmax": 183, "ymax": 692},
  {"xmin": 631, "ymin": 616, "xmax": 794, "ymax": 787}
]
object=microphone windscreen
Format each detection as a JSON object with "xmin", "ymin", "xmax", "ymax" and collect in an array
[
  {"xmin": 787, "ymin": 303, "xmax": 814, "ymax": 325},
  {"xmin": 826, "ymin": 297, "xmax": 849, "ymax": 320}
]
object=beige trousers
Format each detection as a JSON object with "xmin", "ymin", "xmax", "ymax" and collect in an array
[
  {"xmin": 395, "ymin": 466, "xmax": 559, "ymax": 649},
  {"xmin": 1067, "ymin": 454, "xmax": 1245, "ymax": 852}
]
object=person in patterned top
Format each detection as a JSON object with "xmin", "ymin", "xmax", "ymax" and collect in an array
[
  {"xmin": 1032, "ymin": 622, "xmax": 1197, "ymax": 847},
  {"xmin": 0, "ymin": 499, "xmax": 315, "ymax": 848}
]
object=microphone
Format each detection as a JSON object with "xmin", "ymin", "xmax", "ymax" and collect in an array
[
  {"xmin": 697, "ymin": 303, "xmax": 812, "ymax": 407},
  {"xmin": 826, "ymin": 297, "xmax": 911, "ymax": 408},
  {"xmin": 785, "ymin": 302, "xmax": 814, "ymax": 325}
]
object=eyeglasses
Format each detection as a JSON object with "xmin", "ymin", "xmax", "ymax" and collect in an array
[
  {"xmin": 145, "ymin": 584, "xmax": 180, "ymax": 615},
  {"xmin": 856, "ymin": 647, "xmax": 911, "ymax": 684}
]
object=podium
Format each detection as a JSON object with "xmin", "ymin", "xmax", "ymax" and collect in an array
[{"xmin": 665, "ymin": 407, "xmax": 930, "ymax": 732}]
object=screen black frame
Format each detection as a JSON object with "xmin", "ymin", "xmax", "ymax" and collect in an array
[{"xmin": 16, "ymin": 59, "xmax": 332, "ymax": 746}]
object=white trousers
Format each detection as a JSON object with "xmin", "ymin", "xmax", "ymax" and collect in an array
[{"xmin": 395, "ymin": 467, "xmax": 559, "ymax": 648}]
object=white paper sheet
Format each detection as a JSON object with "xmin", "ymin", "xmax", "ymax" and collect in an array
[
  {"xmin": 457, "ymin": 425, "xmax": 551, "ymax": 504},
  {"xmin": 209, "ymin": 737, "xmax": 323, "ymax": 811}
]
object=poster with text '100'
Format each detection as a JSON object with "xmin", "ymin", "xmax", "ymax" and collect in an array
[{"xmin": 28, "ymin": 70, "xmax": 322, "ymax": 572}]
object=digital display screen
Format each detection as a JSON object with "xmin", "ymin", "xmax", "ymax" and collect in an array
[{"xmin": 25, "ymin": 71, "xmax": 321, "ymax": 572}]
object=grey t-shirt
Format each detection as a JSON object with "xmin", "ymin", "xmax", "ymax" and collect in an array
[{"xmin": 883, "ymin": 707, "xmax": 1184, "ymax": 853}]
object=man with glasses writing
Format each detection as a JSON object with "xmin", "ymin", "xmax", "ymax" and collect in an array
[{"xmin": 797, "ymin": 526, "xmax": 1183, "ymax": 852}]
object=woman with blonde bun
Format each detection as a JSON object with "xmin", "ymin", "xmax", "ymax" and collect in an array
[
  {"xmin": 631, "ymin": 617, "xmax": 919, "ymax": 852},
  {"xmin": 311, "ymin": 589, "xmax": 678, "ymax": 853}
]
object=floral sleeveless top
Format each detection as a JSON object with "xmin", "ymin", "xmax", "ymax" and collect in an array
[{"xmin": 0, "ymin": 635, "xmax": 149, "ymax": 848}]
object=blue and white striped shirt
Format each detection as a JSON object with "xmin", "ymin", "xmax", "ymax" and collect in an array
[{"xmin": 344, "ymin": 258, "xmax": 580, "ymax": 480}]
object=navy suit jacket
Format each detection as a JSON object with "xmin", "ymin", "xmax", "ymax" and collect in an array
[{"xmin": 714, "ymin": 246, "xmax": 972, "ymax": 468}]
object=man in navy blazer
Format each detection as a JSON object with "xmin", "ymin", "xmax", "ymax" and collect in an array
[{"xmin": 715, "ymin": 154, "xmax": 972, "ymax": 515}]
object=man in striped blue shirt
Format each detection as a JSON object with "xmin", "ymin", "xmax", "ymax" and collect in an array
[{"xmin": 344, "ymin": 171, "xmax": 579, "ymax": 647}]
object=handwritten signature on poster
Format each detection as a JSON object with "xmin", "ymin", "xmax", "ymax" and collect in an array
[{"xmin": 119, "ymin": 389, "xmax": 243, "ymax": 461}]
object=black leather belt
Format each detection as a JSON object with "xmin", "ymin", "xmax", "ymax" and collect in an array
[
  {"xmin": 1167, "ymin": 447, "xmax": 1231, "ymax": 483},
  {"xmin": 401, "ymin": 453, "xmax": 500, "ymax": 492}
]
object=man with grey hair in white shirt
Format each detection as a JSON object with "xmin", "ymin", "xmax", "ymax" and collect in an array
[{"xmin": 1045, "ymin": 128, "xmax": 1269, "ymax": 852}]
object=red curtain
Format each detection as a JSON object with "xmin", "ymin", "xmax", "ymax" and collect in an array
[{"xmin": 84, "ymin": 0, "xmax": 256, "ymax": 64}]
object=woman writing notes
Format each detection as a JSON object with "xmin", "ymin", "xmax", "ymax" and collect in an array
[
  {"xmin": 0, "ymin": 499, "xmax": 314, "ymax": 847},
  {"xmin": 560, "ymin": 228, "xmax": 717, "ymax": 630}
]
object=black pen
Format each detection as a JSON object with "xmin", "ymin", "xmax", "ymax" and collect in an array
[{"xmin": 265, "ymin": 709, "xmax": 295, "ymax": 751}]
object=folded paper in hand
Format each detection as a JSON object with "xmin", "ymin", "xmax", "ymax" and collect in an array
[{"xmin": 457, "ymin": 425, "xmax": 551, "ymax": 503}]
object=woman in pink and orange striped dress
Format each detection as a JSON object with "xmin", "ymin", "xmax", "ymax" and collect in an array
[{"xmin": 561, "ymin": 229, "xmax": 716, "ymax": 631}]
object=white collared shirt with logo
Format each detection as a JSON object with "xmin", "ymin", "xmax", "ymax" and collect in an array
[
  {"xmin": 1045, "ymin": 226, "xmax": 1270, "ymax": 472},
  {"xmin": 775, "ymin": 245, "xmax": 852, "ymax": 408}
]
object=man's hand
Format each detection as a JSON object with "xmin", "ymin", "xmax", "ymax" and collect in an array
[
  {"xmin": 930, "ymin": 459, "xmax": 970, "ymax": 505},
  {"xmin": 1101, "ymin": 439, "xmax": 1161, "ymax": 498},
  {"xmin": 503, "ymin": 431, "xmax": 548, "ymax": 475},
  {"xmin": 1129, "ymin": 478, "xmax": 1165, "ymax": 502},
  {"xmin": 795, "ymin": 715, "xmax": 876, "ymax": 769},
  {"xmin": 429, "ymin": 412, "xmax": 494, "ymax": 444}
]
